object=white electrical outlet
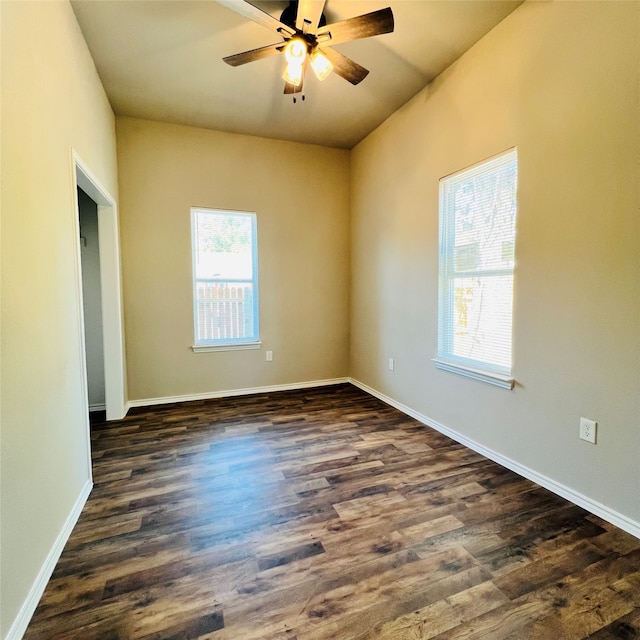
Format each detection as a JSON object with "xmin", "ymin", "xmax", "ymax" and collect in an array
[
  {"xmin": 266, "ymin": 350, "xmax": 273, "ymax": 361},
  {"xmin": 579, "ymin": 418, "xmax": 597, "ymax": 444},
  {"xmin": 388, "ymin": 358, "xmax": 394, "ymax": 371}
]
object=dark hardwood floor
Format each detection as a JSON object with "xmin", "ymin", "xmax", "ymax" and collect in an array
[{"xmin": 24, "ymin": 383, "xmax": 640, "ymax": 639}]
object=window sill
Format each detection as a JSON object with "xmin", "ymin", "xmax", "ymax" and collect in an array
[
  {"xmin": 192, "ymin": 342, "xmax": 262, "ymax": 353},
  {"xmin": 432, "ymin": 358, "xmax": 514, "ymax": 390}
]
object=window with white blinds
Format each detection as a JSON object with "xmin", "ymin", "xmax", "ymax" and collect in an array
[
  {"xmin": 435, "ymin": 148, "xmax": 518, "ymax": 389},
  {"xmin": 191, "ymin": 208, "xmax": 260, "ymax": 351}
]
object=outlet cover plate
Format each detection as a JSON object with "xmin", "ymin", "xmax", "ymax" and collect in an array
[{"xmin": 580, "ymin": 418, "xmax": 597, "ymax": 444}]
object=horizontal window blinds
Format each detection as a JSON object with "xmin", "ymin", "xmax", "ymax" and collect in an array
[{"xmin": 437, "ymin": 148, "xmax": 518, "ymax": 378}]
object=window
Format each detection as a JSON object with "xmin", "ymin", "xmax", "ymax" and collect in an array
[
  {"xmin": 435, "ymin": 148, "xmax": 518, "ymax": 388},
  {"xmin": 191, "ymin": 208, "xmax": 259, "ymax": 351}
]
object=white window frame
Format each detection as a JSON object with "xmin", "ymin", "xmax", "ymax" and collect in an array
[
  {"xmin": 191, "ymin": 208, "xmax": 260, "ymax": 352},
  {"xmin": 434, "ymin": 148, "xmax": 518, "ymax": 389}
]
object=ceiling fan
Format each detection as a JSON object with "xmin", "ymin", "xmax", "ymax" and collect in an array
[{"xmin": 218, "ymin": 0, "xmax": 394, "ymax": 97}]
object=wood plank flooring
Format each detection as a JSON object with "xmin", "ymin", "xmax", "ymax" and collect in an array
[{"xmin": 24, "ymin": 384, "xmax": 640, "ymax": 639}]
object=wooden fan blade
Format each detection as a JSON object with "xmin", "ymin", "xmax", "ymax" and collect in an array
[
  {"xmin": 296, "ymin": 0, "xmax": 326, "ymax": 33},
  {"xmin": 223, "ymin": 42, "xmax": 284, "ymax": 67},
  {"xmin": 317, "ymin": 7, "xmax": 394, "ymax": 46},
  {"xmin": 320, "ymin": 47, "xmax": 369, "ymax": 85},
  {"xmin": 216, "ymin": 0, "xmax": 295, "ymax": 38}
]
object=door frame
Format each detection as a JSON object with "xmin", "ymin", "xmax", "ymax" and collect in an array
[{"xmin": 73, "ymin": 150, "xmax": 127, "ymax": 421}]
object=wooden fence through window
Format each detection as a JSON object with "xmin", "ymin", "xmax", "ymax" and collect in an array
[{"xmin": 196, "ymin": 284, "xmax": 250, "ymax": 340}]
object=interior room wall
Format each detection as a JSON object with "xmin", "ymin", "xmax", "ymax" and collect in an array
[
  {"xmin": 0, "ymin": 2, "xmax": 119, "ymax": 636},
  {"xmin": 116, "ymin": 118, "xmax": 350, "ymax": 402},
  {"xmin": 78, "ymin": 188, "xmax": 106, "ymax": 410},
  {"xmin": 350, "ymin": 0, "xmax": 640, "ymax": 530}
]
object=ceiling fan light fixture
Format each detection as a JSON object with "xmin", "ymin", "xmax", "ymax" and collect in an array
[
  {"xmin": 310, "ymin": 49, "xmax": 333, "ymax": 81},
  {"xmin": 284, "ymin": 37, "xmax": 307, "ymax": 65},
  {"xmin": 283, "ymin": 62, "xmax": 304, "ymax": 86},
  {"xmin": 220, "ymin": 2, "xmax": 395, "ymax": 94}
]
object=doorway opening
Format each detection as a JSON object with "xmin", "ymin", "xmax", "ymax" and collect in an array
[{"xmin": 78, "ymin": 188, "xmax": 106, "ymax": 413}]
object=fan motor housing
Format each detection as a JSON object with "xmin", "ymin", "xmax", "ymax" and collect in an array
[{"xmin": 280, "ymin": 1, "xmax": 327, "ymax": 29}]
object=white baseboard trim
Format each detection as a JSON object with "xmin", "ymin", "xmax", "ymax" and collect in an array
[
  {"xmin": 127, "ymin": 378, "xmax": 350, "ymax": 409},
  {"xmin": 350, "ymin": 378, "xmax": 640, "ymax": 540},
  {"xmin": 6, "ymin": 479, "xmax": 93, "ymax": 640},
  {"xmin": 89, "ymin": 403, "xmax": 106, "ymax": 412}
]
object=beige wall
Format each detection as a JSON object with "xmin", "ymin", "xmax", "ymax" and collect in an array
[
  {"xmin": 0, "ymin": 2, "xmax": 118, "ymax": 636},
  {"xmin": 116, "ymin": 118, "xmax": 350, "ymax": 401},
  {"xmin": 351, "ymin": 1, "xmax": 640, "ymax": 526}
]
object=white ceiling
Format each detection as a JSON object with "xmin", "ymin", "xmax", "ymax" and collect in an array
[{"xmin": 71, "ymin": 0, "xmax": 523, "ymax": 149}]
